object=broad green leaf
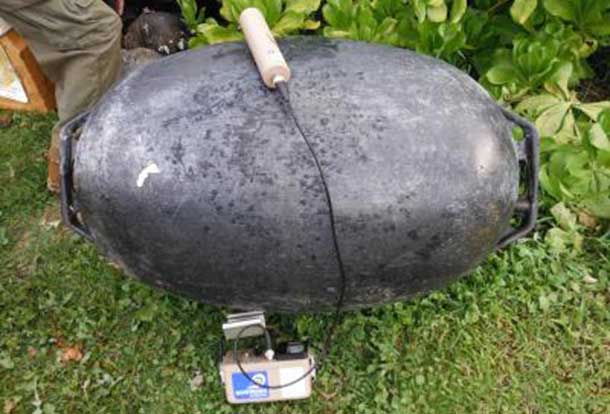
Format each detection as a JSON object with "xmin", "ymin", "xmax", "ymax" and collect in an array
[
  {"xmin": 219, "ymin": 0, "xmax": 237, "ymax": 22},
  {"xmin": 598, "ymin": 149, "xmax": 610, "ymax": 166},
  {"xmin": 516, "ymin": 93, "xmax": 562, "ymax": 115},
  {"xmin": 199, "ymin": 21, "xmax": 243, "ymax": 44},
  {"xmin": 589, "ymin": 21, "xmax": 610, "ymax": 36},
  {"xmin": 547, "ymin": 148, "xmax": 572, "ymax": 176},
  {"xmin": 371, "ymin": 0, "xmax": 405, "ymax": 19},
  {"xmin": 558, "ymin": 180, "xmax": 576, "ymax": 199},
  {"xmin": 575, "ymin": 102, "xmax": 610, "ymax": 121},
  {"xmin": 303, "ymin": 19, "xmax": 321, "ymax": 29},
  {"xmin": 542, "ymin": 0, "xmax": 575, "ymax": 20},
  {"xmin": 599, "ymin": 109, "xmax": 610, "ymax": 134},
  {"xmin": 285, "ymin": 0, "xmax": 321, "ymax": 14},
  {"xmin": 323, "ymin": 26, "xmax": 352, "ymax": 38},
  {"xmin": 377, "ymin": 17, "xmax": 398, "ymax": 38},
  {"xmin": 584, "ymin": 194, "xmax": 610, "ymax": 219},
  {"xmin": 413, "ymin": 0, "xmax": 428, "ymax": 22},
  {"xmin": 510, "ymin": 0, "xmax": 538, "ymax": 25},
  {"xmin": 449, "ymin": 0, "xmax": 467, "ymax": 23},
  {"xmin": 219, "ymin": 0, "xmax": 281, "ymax": 24},
  {"xmin": 263, "ymin": 0, "xmax": 284, "ymax": 26},
  {"xmin": 438, "ymin": 22, "xmax": 466, "ymax": 53},
  {"xmin": 589, "ymin": 124, "xmax": 610, "ymax": 151},
  {"xmin": 563, "ymin": 150, "xmax": 588, "ymax": 178},
  {"xmin": 554, "ymin": 109, "xmax": 577, "ymax": 144},
  {"xmin": 354, "ymin": 5, "xmax": 377, "ymax": 41},
  {"xmin": 188, "ymin": 35, "xmax": 208, "ymax": 49},
  {"xmin": 541, "ymin": 136, "xmax": 561, "ymax": 152},
  {"xmin": 486, "ymin": 65, "xmax": 521, "ymax": 85},
  {"xmin": 178, "ymin": 0, "xmax": 205, "ymax": 32},
  {"xmin": 427, "ymin": 3, "xmax": 448, "ymax": 22},
  {"xmin": 197, "ymin": 7, "xmax": 206, "ymax": 22},
  {"xmin": 322, "ymin": 0, "xmax": 353, "ymax": 29},
  {"xmin": 546, "ymin": 61, "xmax": 572, "ymax": 98},
  {"xmin": 535, "ymin": 101, "xmax": 571, "ymax": 136},
  {"xmin": 540, "ymin": 165, "xmax": 563, "ymax": 199},
  {"xmin": 395, "ymin": 17, "xmax": 418, "ymax": 46},
  {"xmin": 272, "ymin": 10, "xmax": 305, "ymax": 35}
]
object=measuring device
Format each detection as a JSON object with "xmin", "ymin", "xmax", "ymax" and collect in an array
[
  {"xmin": 219, "ymin": 311, "xmax": 315, "ymax": 404},
  {"xmin": 217, "ymin": 8, "xmax": 347, "ymax": 404}
]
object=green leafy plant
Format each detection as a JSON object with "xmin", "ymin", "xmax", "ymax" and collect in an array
[
  {"xmin": 412, "ymin": 0, "xmax": 468, "ymax": 23},
  {"xmin": 481, "ymin": 22, "xmax": 594, "ymax": 102},
  {"xmin": 542, "ymin": 0, "xmax": 610, "ymax": 40},
  {"xmin": 189, "ymin": 0, "xmax": 321, "ymax": 46},
  {"xmin": 412, "ymin": 20, "xmax": 467, "ymax": 62},
  {"xmin": 510, "ymin": 0, "xmax": 539, "ymax": 26},
  {"xmin": 545, "ymin": 202, "xmax": 584, "ymax": 254},
  {"xmin": 539, "ymin": 109, "xmax": 610, "ymax": 218},
  {"xmin": 482, "ymin": 35, "xmax": 564, "ymax": 101},
  {"xmin": 322, "ymin": 0, "xmax": 407, "ymax": 45},
  {"xmin": 322, "ymin": 0, "xmax": 469, "ymax": 62},
  {"xmin": 516, "ymin": 93, "xmax": 610, "ymax": 140},
  {"xmin": 177, "ymin": 0, "xmax": 206, "ymax": 33}
]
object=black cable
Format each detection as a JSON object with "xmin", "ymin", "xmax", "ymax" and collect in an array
[
  {"xmin": 232, "ymin": 81, "xmax": 347, "ymax": 389},
  {"xmin": 233, "ymin": 324, "xmax": 315, "ymax": 389}
]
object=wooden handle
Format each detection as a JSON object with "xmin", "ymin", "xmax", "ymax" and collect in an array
[{"xmin": 239, "ymin": 8, "xmax": 290, "ymax": 88}]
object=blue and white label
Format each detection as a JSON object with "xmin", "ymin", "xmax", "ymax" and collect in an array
[{"xmin": 232, "ymin": 371, "xmax": 270, "ymax": 400}]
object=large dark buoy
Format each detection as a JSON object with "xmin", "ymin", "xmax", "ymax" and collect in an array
[{"xmin": 60, "ymin": 37, "xmax": 538, "ymax": 312}]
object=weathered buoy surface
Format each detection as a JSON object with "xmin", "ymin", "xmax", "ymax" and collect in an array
[{"xmin": 61, "ymin": 37, "xmax": 538, "ymax": 312}]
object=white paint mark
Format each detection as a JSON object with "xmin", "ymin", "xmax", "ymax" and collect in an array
[{"xmin": 137, "ymin": 163, "xmax": 160, "ymax": 187}]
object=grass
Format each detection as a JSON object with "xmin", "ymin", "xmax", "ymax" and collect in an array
[{"xmin": 1, "ymin": 112, "xmax": 609, "ymax": 414}]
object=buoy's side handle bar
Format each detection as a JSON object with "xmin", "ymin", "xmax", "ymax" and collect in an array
[
  {"xmin": 239, "ymin": 8, "xmax": 290, "ymax": 88},
  {"xmin": 496, "ymin": 108, "xmax": 539, "ymax": 249},
  {"xmin": 59, "ymin": 111, "xmax": 93, "ymax": 241}
]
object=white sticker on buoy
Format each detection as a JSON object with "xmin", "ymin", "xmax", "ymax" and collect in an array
[{"xmin": 137, "ymin": 162, "xmax": 160, "ymax": 187}]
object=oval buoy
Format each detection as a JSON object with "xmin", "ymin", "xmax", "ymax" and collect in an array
[{"xmin": 60, "ymin": 37, "xmax": 538, "ymax": 312}]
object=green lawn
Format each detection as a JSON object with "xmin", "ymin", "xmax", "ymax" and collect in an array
[{"xmin": 1, "ymin": 112, "xmax": 609, "ymax": 414}]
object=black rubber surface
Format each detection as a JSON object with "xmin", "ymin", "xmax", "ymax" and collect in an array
[{"xmin": 71, "ymin": 37, "xmax": 526, "ymax": 312}]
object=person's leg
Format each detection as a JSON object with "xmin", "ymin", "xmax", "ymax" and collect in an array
[{"xmin": 0, "ymin": 0, "xmax": 122, "ymax": 191}]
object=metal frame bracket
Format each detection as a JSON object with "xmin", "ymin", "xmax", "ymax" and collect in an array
[{"xmin": 222, "ymin": 310, "xmax": 266, "ymax": 340}]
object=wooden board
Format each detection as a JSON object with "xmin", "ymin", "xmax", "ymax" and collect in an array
[{"xmin": 0, "ymin": 29, "xmax": 56, "ymax": 113}]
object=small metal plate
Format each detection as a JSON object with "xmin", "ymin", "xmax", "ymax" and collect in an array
[{"xmin": 222, "ymin": 310, "xmax": 266, "ymax": 340}]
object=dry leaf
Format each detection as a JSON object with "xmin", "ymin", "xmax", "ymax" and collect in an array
[
  {"xmin": 3, "ymin": 398, "xmax": 17, "ymax": 414},
  {"xmin": 190, "ymin": 370, "xmax": 204, "ymax": 391},
  {"xmin": 318, "ymin": 390, "xmax": 337, "ymax": 400},
  {"xmin": 61, "ymin": 346, "xmax": 83, "ymax": 363},
  {"xmin": 40, "ymin": 206, "xmax": 62, "ymax": 230},
  {"xmin": 27, "ymin": 347, "xmax": 37, "ymax": 359},
  {"xmin": 0, "ymin": 113, "xmax": 12, "ymax": 129},
  {"xmin": 578, "ymin": 211, "xmax": 598, "ymax": 229}
]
